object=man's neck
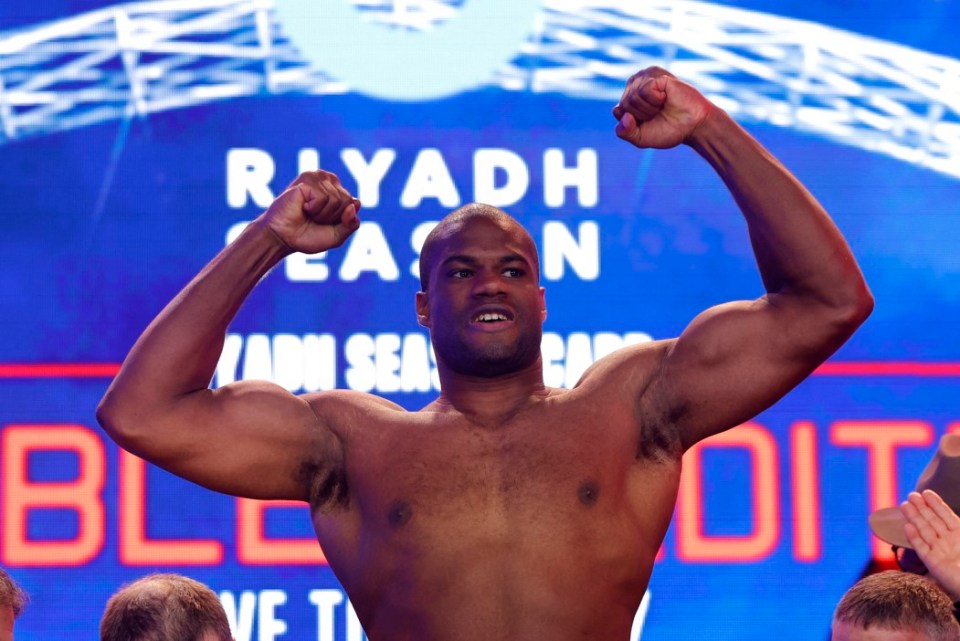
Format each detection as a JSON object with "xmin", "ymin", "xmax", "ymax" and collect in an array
[{"xmin": 430, "ymin": 358, "xmax": 550, "ymax": 427}]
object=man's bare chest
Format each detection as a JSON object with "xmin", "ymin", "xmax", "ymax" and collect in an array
[
  {"xmin": 343, "ymin": 404, "xmax": 651, "ymax": 528},
  {"xmin": 310, "ymin": 397, "xmax": 681, "ymax": 596}
]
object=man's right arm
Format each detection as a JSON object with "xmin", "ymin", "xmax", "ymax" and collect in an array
[{"xmin": 97, "ymin": 171, "xmax": 361, "ymax": 501}]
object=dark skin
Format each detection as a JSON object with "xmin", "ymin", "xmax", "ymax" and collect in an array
[{"xmin": 98, "ymin": 67, "xmax": 873, "ymax": 641}]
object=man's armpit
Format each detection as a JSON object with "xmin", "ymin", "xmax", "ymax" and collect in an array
[
  {"xmin": 297, "ymin": 455, "xmax": 351, "ymax": 511},
  {"xmin": 633, "ymin": 351, "xmax": 684, "ymax": 463},
  {"xmin": 634, "ymin": 399, "xmax": 683, "ymax": 463}
]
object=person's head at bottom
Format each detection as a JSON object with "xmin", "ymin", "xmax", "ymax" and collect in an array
[
  {"xmin": 100, "ymin": 573, "xmax": 233, "ymax": 641},
  {"xmin": 0, "ymin": 568, "xmax": 27, "ymax": 641},
  {"xmin": 832, "ymin": 571, "xmax": 960, "ymax": 641}
]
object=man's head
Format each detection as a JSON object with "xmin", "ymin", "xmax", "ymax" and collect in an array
[
  {"xmin": 0, "ymin": 569, "xmax": 27, "ymax": 641},
  {"xmin": 418, "ymin": 204, "xmax": 541, "ymax": 291},
  {"xmin": 832, "ymin": 571, "xmax": 960, "ymax": 641},
  {"xmin": 100, "ymin": 574, "xmax": 233, "ymax": 641},
  {"xmin": 416, "ymin": 204, "xmax": 546, "ymax": 378}
]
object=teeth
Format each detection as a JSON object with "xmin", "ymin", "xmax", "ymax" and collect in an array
[{"xmin": 476, "ymin": 313, "xmax": 508, "ymax": 322}]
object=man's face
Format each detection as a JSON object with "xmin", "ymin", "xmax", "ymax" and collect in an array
[
  {"xmin": 416, "ymin": 216, "xmax": 546, "ymax": 378},
  {"xmin": 832, "ymin": 621, "xmax": 934, "ymax": 641}
]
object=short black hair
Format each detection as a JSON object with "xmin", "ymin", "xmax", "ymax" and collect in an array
[{"xmin": 418, "ymin": 203, "xmax": 539, "ymax": 291}]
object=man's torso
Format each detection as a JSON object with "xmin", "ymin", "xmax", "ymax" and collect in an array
[{"xmin": 302, "ymin": 360, "xmax": 683, "ymax": 641}]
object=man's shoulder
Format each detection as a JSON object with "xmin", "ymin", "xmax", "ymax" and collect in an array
[
  {"xmin": 573, "ymin": 338, "xmax": 674, "ymax": 390},
  {"xmin": 302, "ymin": 389, "xmax": 409, "ymax": 415}
]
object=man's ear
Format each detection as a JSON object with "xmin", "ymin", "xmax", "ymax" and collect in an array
[
  {"xmin": 415, "ymin": 290, "xmax": 431, "ymax": 328},
  {"xmin": 539, "ymin": 286, "xmax": 547, "ymax": 323}
]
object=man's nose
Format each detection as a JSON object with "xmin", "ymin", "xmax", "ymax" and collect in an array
[{"xmin": 471, "ymin": 270, "xmax": 505, "ymax": 297}]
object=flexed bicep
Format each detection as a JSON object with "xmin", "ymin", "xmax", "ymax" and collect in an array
[
  {"xmin": 642, "ymin": 294, "xmax": 853, "ymax": 451},
  {"xmin": 101, "ymin": 378, "xmax": 342, "ymax": 502},
  {"xmin": 97, "ymin": 171, "xmax": 361, "ymax": 502},
  {"xmin": 613, "ymin": 65, "xmax": 872, "ymax": 450}
]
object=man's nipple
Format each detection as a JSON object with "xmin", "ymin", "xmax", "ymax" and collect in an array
[
  {"xmin": 388, "ymin": 500, "xmax": 413, "ymax": 527},
  {"xmin": 578, "ymin": 481, "xmax": 600, "ymax": 506}
]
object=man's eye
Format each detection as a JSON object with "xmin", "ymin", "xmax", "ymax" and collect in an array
[
  {"xmin": 450, "ymin": 269, "xmax": 472, "ymax": 278},
  {"xmin": 504, "ymin": 268, "xmax": 523, "ymax": 277}
]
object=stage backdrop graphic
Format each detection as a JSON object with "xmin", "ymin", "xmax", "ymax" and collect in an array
[{"xmin": 1, "ymin": 0, "xmax": 959, "ymax": 639}]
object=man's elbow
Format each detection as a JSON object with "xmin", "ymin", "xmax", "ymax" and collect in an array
[
  {"xmin": 96, "ymin": 389, "xmax": 145, "ymax": 451},
  {"xmin": 832, "ymin": 279, "xmax": 874, "ymax": 336}
]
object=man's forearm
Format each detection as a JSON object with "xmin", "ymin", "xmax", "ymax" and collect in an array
[
  {"xmin": 100, "ymin": 220, "xmax": 290, "ymax": 417},
  {"xmin": 686, "ymin": 109, "xmax": 869, "ymax": 310}
]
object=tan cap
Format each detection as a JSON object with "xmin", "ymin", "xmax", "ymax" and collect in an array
[{"xmin": 869, "ymin": 433, "xmax": 960, "ymax": 549}]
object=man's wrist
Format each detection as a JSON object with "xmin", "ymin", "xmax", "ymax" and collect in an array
[
  {"xmin": 684, "ymin": 106, "xmax": 732, "ymax": 151},
  {"xmin": 249, "ymin": 216, "xmax": 297, "ymax": 259}
]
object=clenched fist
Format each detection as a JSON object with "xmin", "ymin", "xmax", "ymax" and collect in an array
[
  {"xmin": 613, "ymin": 67, "xmax": 716, "ymax": 150},
  {"xmin": 259, "ymin": 170, "xmax": 362, "ymax": 255}
]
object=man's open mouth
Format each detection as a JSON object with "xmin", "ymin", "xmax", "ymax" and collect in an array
[{"xmin": 474, "ymin": 312, "xmax": 510, "ymax": 323}]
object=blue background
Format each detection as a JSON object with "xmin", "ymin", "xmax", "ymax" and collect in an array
[{"xmin": 1, "ymin": 1, "xmax": 960, "ymax": 639}]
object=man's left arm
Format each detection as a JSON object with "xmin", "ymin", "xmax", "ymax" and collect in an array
[{"xmin": 615, "ymin": 67, "xmax": 874, "ymax": 450}]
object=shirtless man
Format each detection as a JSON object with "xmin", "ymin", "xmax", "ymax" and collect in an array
[{"xmin": 97, "ymin": 67, "xmax": 873, "ymax": 641}]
